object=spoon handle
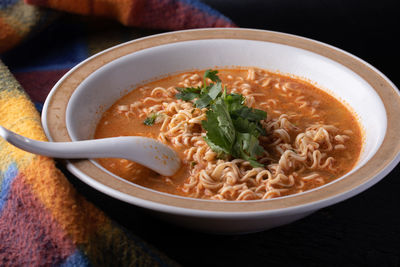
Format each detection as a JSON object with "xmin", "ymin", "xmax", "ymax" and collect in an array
[
  {"xmin": 1, "ymin": 125, "xmax": 140, "ymax": 158},
  {"xmin": 0, "ymin": 126, "xmax": 180, "ymax": 176}
]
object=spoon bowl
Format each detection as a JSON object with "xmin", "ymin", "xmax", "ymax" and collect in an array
[{"xmin": 0, "ymin": 125, "xmax": 180, "ymax": 176}]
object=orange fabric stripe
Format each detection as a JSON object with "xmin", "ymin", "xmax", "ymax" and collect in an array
[
  {"xmin": 0, "ymin": 17, "xmax": 22, "ymax": 53},
  {"xmin": 92, "ymin": 0, "xmax": 136, "ymax": 24},
  {"xmin": 45, "ymin": 0, "xmax": 91, "ymax": 15},
  {"xmin": 26, "ymin": 0, "xmax": 140, "ymax": 25}
]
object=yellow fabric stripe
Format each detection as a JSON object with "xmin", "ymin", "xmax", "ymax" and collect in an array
[
  {"xmin": 0, "ymin": 89, "xmax": 45, "ymax": 172},
  {"xmin": 1, "ymin": 61, "xmax": 105, "ymax": 244}
]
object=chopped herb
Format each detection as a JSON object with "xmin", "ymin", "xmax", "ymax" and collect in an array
[
  {"xmin": 203, "ymin": 69, "xmax": 221, "ymax": 84},
  {"xmin": 175, "ymin": 87, "xmax": 201, "ymax": 101},
  {"xmin": 194, "ymin": 82, "xmax": 221, "ymax": 109},
  {"xmin": 176, "ymin": 69, "xmax": 267, "ymax": 167},
  {"xmin": 202, "ymin": 95, "xmax": 266, "ymax": 167},
  {"xmin": 143, "ymin": 113, "xmax": 158, "ymax": 126},
  {"xmin": 175, "ymin": 70, "xmax": 223, "ymax": 109},
  {"xmin": 202, "ymin": 98, "xmax": 236, "ymax": 158}
]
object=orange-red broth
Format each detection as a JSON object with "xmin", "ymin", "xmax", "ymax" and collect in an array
[{"xmin": 95, "ymin": 69, "xmax": 362, "ymax": 198}]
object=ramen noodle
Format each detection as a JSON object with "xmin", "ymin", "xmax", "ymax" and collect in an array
[{"xmin": 95, "ymin": 68, "xmax": 362, "ymax": 200}]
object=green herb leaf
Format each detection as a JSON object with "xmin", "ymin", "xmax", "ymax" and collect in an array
[
  {"xmin": 208, "ymin": 82, "xmax": 222, "ymax": 99},
  {"xmin": 175, "ymin": 73, "xmax": 222, "ymax": 109},
  {"xmin": 204, "ymin": 69, "xmax": 221, "ymax": 83},
  {"xmin": 175, "ymin": 69, "xmax": 267, "ymax": 167},
  {"xmin": 212, "ymin": 98, "xmax": 236, "ymax": 145},
  {"xmin": 143, "ymin": 113, "xmax": 158, "ymax": 126},
  {"xmin": 194, "ymin": 81, "xmax": 222, "ymax": 108},
  {"xmin": 232, "ymin": 118, "xmax": 265, "ymax": 166},
  {"xmin": 175, "ymin": 87, "xmax": 201, "ymax": 101},
  {"xmin": 231, "ymin": 107, "xmax": 266, "ymax": 136},
  {"xmin": 232, "ymin": 117, "xmax": 259, "ymax": 136},
  {"xmin": 195, "ymin": 94, "xmax": 213, "ymax": 109},
  {"xmin": 223, "ymin": 93, "xmax": 245, "ymax": 113},
  {"xmin": 233, "ymin": 133, "xmax": 264, "ymax": 167},
  {"xmin": 231, "ymin": 106, "xmax": 266, "ymax": 122},
  {"xmin": 201, "ymin": 99, "xmax": 235, "ymax": 157}
]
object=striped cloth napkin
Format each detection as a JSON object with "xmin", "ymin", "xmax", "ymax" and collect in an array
[{"xmin": 0, "ymin": 0, "xmax": 234, "ymax": 265}]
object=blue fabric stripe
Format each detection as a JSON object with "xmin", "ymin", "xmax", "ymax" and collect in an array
[
  {"xmin": 60, "ymin": 249, "xmax": 91, "ymax": 267},
  {"xmin": 0, "ymin": 163, "xmax": 18, "ymax": 213},
  {"xmin": 11, "ymin": 62, "xmax": 78, "ymax": 73},
  {"xmin": 1, "ymin": 19, "xmax": 89, "ymax": 73},
  {"xmin": 8, "ymin": 38, "xmax": 88, "ymax": 73},
  {"xmin": 114, "ymin": 221, "xmax": 170, "ymax": 267},
  {"xmin": 180, "ymin": 0, "xmax": 234, "ymax": 22},
  {"xmin": 34, "ymin": 102, "xmax": 43, "ymax": 113},
  {"xmin": 0, "ymin": 0, "xmax": 19, "ymax": 9}
]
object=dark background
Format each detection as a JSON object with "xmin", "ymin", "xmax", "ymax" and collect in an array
[
  {"xmin": 79, "ymin": 1, "xmax": 400, "ymax": 266},
  {"xmin": 4, "ymin": 0, "xmax": 400, "ymax": 266},
  {"xmin": 204, "ymin": 0, "xmax": 399, "ymax": 87}
]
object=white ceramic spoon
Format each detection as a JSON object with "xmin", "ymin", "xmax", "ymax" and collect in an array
[{"xmin": 0, "ymin": 126, "xmax": 180, "ymax": 176}]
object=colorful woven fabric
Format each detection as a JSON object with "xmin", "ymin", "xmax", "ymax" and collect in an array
[
  {"xmin": 26, "ymin": 0, "xmax": 234, "ymax": 30},
  {"xmin": 0, "ymin": 0, "xmax": 234, "ymax": 54},
  {"xmin": 0, "ymin": 0, "xmax": 234, "ymax": 266}
]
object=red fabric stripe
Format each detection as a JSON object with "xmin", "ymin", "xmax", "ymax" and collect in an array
[
  {"xmin": 0, "ymin": 173, "xmax": 76, "ymax": 266},
  {"xmin": 13, "ymin": 69, "xmax": 69, "ymax": 103},
  {"xmin": 128, "ymin": 0, "xmax": 235, "ymax": 29}
]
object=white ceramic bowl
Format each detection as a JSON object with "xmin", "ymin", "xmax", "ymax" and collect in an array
[{"xmin": 42, "ymin": 28, "xmax": 400, "ymax": 233}]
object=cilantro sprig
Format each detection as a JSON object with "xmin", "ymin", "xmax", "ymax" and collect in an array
[
  {"xmin": 202, "ymin": 91, "xmax": 266, "ymax": 167},
  {"xmin": 176, "ymin": 69, "xmax": 222, "ymax": 109},
  {"xmin": 176, "ymin": 70, "xmax": 267, "ymax": 167},
  {"xmin": 143, "ymin": 113, "xmax": 158, "ymax": 125}
]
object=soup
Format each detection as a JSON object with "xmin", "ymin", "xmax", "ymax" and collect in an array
[{"xmin": 95, "ymin": 68, "xmax": 362, "ymax": 200}]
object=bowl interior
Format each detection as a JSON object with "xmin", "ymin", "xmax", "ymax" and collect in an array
[{"xmin": 66, "ymin": 39, "xmax": 387, "ymax": 178}]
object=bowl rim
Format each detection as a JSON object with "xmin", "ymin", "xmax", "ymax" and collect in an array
[{"xmin": 42, "ymin": 28, "xmax": 400, "ymax": 215}]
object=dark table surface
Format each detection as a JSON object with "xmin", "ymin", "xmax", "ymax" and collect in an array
[
  {"xmin": 78, "ymin": 1, "xmax": 400, "ymax": 266},
  {"xmin": 5, "ymin": 0, "xmax": 400, "ymax": 266}
]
